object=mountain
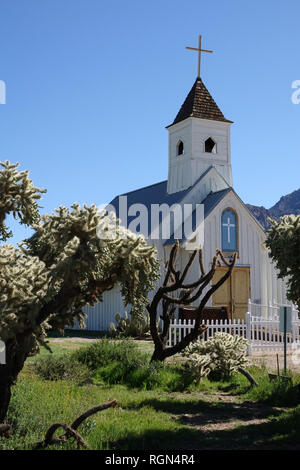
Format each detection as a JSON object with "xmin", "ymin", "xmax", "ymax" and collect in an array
[
  {"xmin": 246, "ymin": 188, "xmax": 300, "ymax": 229},
  {"xmin": 246, "ymin": 204, "xmax": 272, "ymax": 229}
]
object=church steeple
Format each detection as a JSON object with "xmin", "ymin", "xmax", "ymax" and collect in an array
[
  {"xmin": 170, "ymin": 77, "xmax": 232, "ymax": 127},
  {"xmin": 166, "ymin": 36, "xmax": 233, "ymax": 195}
]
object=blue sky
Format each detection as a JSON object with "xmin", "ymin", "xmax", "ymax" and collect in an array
[{"xmin": 0, "ymin": 0, "xmax": 299, "ymax": 242}]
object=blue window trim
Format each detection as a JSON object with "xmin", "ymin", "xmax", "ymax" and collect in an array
[{"xmin": 221, "ymin": 208, "xmax": 238, "ymax": 252}]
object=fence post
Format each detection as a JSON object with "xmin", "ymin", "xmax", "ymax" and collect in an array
[
  {"xmin": 292, "ymin": 315, "xmax": 296, "ymax": 345},
  {"xmin": 168, "ymin": 321, "xmax": 172, "ymax": 347},
  {"xmin": 246, "ymin": 312, "xmax": 252, "ymax": 356},
  {"xmin": 248, "ymin": 299, "xmax": 251, "ymax": 315},
  {"xmin": 268, "ymin": 300, "xmax": 272, "ymax": 320}
]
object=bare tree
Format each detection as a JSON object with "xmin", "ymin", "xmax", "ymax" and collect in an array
[{"xmin": 147, "ymin": 241, "xmax": 237, "ymax": 362}]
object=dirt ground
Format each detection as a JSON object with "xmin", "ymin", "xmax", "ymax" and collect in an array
[
  {"xmin": 51, "ymin": 336, "xmax": 99, "ymax": 343},
  {"xmin": 173, "ymin": 391, "xmax": 287, "ymax": 432},
  {"xmin": 248, "ymin": 350, "xmax": 300, "ymax": 374}
]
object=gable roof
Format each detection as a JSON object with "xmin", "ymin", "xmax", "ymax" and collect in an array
[
  {"xmin": 108, "ymin": 167, "xmax": 265, "ymax": 245},
  {"xmin": 109, "ymin": 181, "xmax": 191, "ymax": 236},
  {"xmin": 110, "ymin": 180, "xmax": 190, "ymax": 217},
  {"xmin": 227, "ymin": 188, "xmax": 266, "ymax": 233},
  {"xmin": 191, "ymin": 164, "xmax": 232, "ymax": 191},
  {"xmin": 200, "ymin": 187, "xmax": 266, "ymax": 234},
  {"xmin": 109, "ymin": 165, "xmax": 230, "ymax": 222},
  {"xmin": 164, "ymin": 188, "xmax": 231, "ymax": 245},
  {"xmin": 109, "ymin": 177, "xmax": 232, "ymax": 243},
  {"xmin": 168, "ymin": 77, "xmax": 232, "ymax": 127},
  {"xmin": 202, "ymin": 188, "xmax": 232, "ymax": 217}
]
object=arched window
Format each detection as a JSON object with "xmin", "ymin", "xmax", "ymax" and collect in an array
[
  {"xmin": 205, "ymin": 137, "xmax": 217, "ymax": 154},
  {"xmin": 177, "ymin": 140, "xmax": 184, "ymax": 156},
  {"xmin": 221, "ymin": 209, "xmax": 237, "ymax": 252}
]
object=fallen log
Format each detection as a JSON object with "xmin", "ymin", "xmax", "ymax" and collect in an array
[
  {"xmin": 238, "ymin": 367, "xmax": 258, "ymax": 387},
  {"xmin": 33, "ymin": 399, "xmax": 118, "ymax": 450}
]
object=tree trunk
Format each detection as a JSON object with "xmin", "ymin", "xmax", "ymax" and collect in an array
[
  {"xmin": 0, "ymin": 382, "xmax": 12, "ymax": 423},
  {"xmin": 150, "ymin": 348, "xmax": 166, "ymax": 362},
  {"xmin": 0, "ymin": 335, "xmax": 34, "ymax": 423}
]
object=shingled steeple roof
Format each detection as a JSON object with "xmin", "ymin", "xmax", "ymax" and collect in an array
[{"xmin": 169, "ymin": 77, "xmax": 232, "ymax": 126}]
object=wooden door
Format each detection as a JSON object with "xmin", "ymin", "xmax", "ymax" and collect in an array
[{"xmin": 212, "ymin": 266, "xmax": 250, "ymax": 320}]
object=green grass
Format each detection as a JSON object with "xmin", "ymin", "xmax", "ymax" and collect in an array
[
  {"xmin": 1, "ymin": 375, "xmax": 192, "ymax": 450},
  {"xmin": 26, "ymin": 341, "xmax": 91, "ymax": 364},
  {"xmin": 2, "ymin": 338, "xmax": 300, "ymax": 450},
  {"xmin": 215, "ymin": 365, "xmax": 300, "ymax": 407},
  {"xmin": 2, "ymin": 371, "xmax": 300, "ymax": 450}
]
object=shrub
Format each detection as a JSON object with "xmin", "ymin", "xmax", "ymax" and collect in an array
[
  {"xmin": 94, "ymin": 359, "xmax": 187, "ymax": 391},
  {"xmin": 109, "ymin": 310, "xmax": 151, "ymax": 338},
  {"xmin": 33, "ymin": 354, "xmax": 91, "ymax": 385},
  {"xmin": 94, "ymin": 361, "xmax": 126, "ymax": 385},
  {"xmin": 73, "ymin": 338, "xmax": 190, "ymax": 391},
  {"xmin": 125, "ymin": 362, "xmax": 186, "ymax": 391},
  {"xmin": 73, "ymin": 338, "xmax": 148, "ymax": 372},
  {"xmin": 182, "ymin": 333, "xmax": 249, "ymax": 382}
]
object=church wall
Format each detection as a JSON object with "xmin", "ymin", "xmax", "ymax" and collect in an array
[
  {"xmin": 202, "ymin": 193, "xmax": 264, "ymax": 306},
  {"xmin": 79, "ymin": 285, "xmax": 125, "ymax": 331},
  {"xmin": 191, "ymin": 118, "xmax": 232, "ymax": 187},
  {"xmin": 167, "ymin": 119, "xmax": 193, "ymax": 193},
  {"xmin": 77, "ymin": 192, "xmax": 289, "ymax": 330},
  {"xmin": 203, "ymin": 192, "xmax": 288, "ymax": 310},
  {"xmin": 201, "ymin": 192, "xmax": 260, "ymax": 302},
  {"xmin": 192, "ymin": 119, "xmax": 229, "ymax": 162},
  {"xmin": 167, "ymin": 117, "xmax": 232, "ymax": 194}
]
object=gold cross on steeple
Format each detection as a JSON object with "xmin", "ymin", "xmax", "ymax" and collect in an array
[{"xmin": 186, "ymin": 35, "xmax": 214, "ymax": 78}]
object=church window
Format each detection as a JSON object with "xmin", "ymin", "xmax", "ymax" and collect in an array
[
  {"xmin": 205, "ymin": 137, "xmax": 217, "ymax": 153},
  {"xmin": 177, "ymin": 140, "xmax": 184, "ymax": 156},
  {"xmin": 221, "ymin": 208, "xmax": 237, "ymax": 252}
]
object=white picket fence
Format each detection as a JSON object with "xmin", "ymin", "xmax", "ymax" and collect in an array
[
  {"xmin": 248, "ymin": 299, "xmax": 299, "ymax": 321},
  {"xmin": 167, "ymin": 311, "xmax": 300, "ymax": 355}
]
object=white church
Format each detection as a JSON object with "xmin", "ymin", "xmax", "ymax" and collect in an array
[{"xmin": 82, "ymin": 38, "xmax": 288, "ymax": 331}]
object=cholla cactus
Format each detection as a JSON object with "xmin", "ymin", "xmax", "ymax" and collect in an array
[
  {"xmin": 184, "ymin": 353, "xmax": 211, "ymax": 382},
  {"xmin": 110, "ymin": 310, "xmax": 151, "ymax": 338},
  {"xmin": 0, "ymin": 161, "xmax": 160, "ymax": 422},
  {"xmin": 0, "ymin": 160, "xmax": 46, "ymax": 240},
  {"xmin": 266, "ymin": 215, "xmax": 300, "ymax": 310},
  {"xmin": 182, "ymin": 333, "xmax": 249, "ymax": 381}
]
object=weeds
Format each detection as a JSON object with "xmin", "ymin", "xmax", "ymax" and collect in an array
[{"xmin": 33, "ymin": 354, "xmax": 91, "ymax": 385}]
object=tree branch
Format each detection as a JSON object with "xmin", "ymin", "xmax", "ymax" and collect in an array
[
  {"xmin": 148, "ymin": 243, "xmax": 237, "ymax": 362},
  {"xmin": 32, "ymin": 400, "xmax": 118, "ymax": 450}
]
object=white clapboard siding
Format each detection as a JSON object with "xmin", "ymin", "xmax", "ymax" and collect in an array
[
  {"xmin": 248, "ymin": 299, "xmax": 299, "ymax": 321},
  {"xmin": 67, "ymin": 285, "xmax": 125, "ymax": 332}
]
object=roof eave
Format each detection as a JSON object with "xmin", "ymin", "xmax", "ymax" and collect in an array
[{"xmin": 166, "ymin": 115, "xmax": 233, "ymax": 129}]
